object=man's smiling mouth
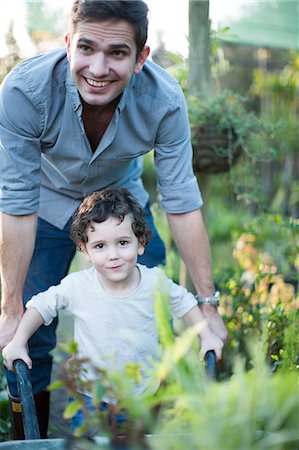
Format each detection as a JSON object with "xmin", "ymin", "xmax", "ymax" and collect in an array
[{"xmin": 86, "ymin": 78, "xmax": 111, "ymax": 87}]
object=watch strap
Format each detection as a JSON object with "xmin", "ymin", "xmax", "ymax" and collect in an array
[{"xmin": 195, "ymin": 291, "xmax": 220, "ymax": 306}]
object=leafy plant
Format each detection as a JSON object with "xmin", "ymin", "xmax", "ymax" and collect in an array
[
  {"xmin": 250, "ymin": 53, "xmax": 299, "ymax": 216},
  {"xmin": 216, "ymin": 214, "xmax": 299, "ymax": 376},
  {"xmin": 151, "ymin": 351, "xmax": 299, "ymax": 450},
  {"xmin": 188, "ymin": 90, "xmax": 278, "ymax": 201},
  {"xmin": 51, "ymin": 326, "xmax": 299, "ymax": 450},
  {"xmin": 0, "ymin": 355, "xmax": 10, "ymax": 442}
]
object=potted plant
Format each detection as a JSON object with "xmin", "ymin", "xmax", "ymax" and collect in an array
[{"xmin": 187, "ymin": 89, "xmax": 277, "ymax": 174}]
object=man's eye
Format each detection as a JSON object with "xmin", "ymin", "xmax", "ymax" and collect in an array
[
  {"xmin": 112, "ymin": 50, "xmax": 126, "ymax": 57},
  {"xmin": 79, "ymin": 44, "xmax": 92, "ymax": 53}
]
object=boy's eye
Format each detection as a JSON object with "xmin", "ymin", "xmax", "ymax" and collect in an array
[
  {"xmin": 95, "ymin": 243, "xmax": 104, "ymax": 249},
  {"xmin": 119, "ymin": 240, "xmax": 128, "ymax": 246}
]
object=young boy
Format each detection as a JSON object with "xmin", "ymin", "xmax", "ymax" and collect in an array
[{"xmin": 2, "ymin": 187, "xmax": 223, "ymax": 430}]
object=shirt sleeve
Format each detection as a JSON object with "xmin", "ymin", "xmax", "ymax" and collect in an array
[
  {"xmin": 156, "ymin": 269, "xmax": 198, "ymax": 319},
  {"xmin": 26, "ymin": 276, "xmax": 73, "ymax": 326},
  {"xmin": 154, "ymin": 87, "xmax": 203, "ymax": 213},
  {"xmin": 0, "ymin": 68, "xmax": 42, "ymax": 215}
]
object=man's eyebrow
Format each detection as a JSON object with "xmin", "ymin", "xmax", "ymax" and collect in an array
[
  {"xmin": 77, "ymin": 38, "xmax": 132, "ymax": 50},
  {"xmin": 77, "ymin": 37, "xmax": 94, "ymax": 46},
  {"xmin": 107, "ymin": 43, "xmax": 132, "ymax": 51}
]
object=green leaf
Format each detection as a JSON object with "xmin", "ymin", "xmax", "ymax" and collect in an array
[
  {"xmin": 59, "ymin": 340, "xmax": 78, "ymax": 354},
  {"xmin": 47, "ymin": 380, "xmax": 64, "ymax": 391},
  {"xmin": 63, "ymin": 400, "xmax": 82, "ymax": 419},
  {"xmin": 92, "ymin": 381, "xmax": 105, "ymax": 403}
]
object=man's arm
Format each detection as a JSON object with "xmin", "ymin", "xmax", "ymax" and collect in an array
[
  {"xmin": 166, "ymin": 209, "xmax": 228, "ymax": 341},
  {"xmin": 0, "ymin": 212, "xmax": 38, "ymax": 350}
]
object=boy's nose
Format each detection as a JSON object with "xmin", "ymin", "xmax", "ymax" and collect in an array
[{"xmin": 107, "ymin": 246, "xmax": 118, "ymax": 259}]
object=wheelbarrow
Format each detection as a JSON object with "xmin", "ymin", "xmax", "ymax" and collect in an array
[{"xmin": 0, "ymin": 351, "xmax": 217, "ymax": 449}]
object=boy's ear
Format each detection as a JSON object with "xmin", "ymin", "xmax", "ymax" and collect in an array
[
  {"xmin": 137, "ymin": 242, "xmax": 145, "ymax": 256},
  {"xmin": 81, "ymin": 247, "xmax": 91, "ymax": 261}
]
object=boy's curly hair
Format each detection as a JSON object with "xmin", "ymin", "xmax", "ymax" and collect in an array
[{"xmin": 70, "ymin": 187, "xmax": 152, "ymax": 252}]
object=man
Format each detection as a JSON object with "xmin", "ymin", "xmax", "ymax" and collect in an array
[{"xmin": 0, "ymin": 0, "xmax": 227, "ymax": 439}]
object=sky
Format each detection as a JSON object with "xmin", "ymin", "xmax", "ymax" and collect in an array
[{"xmin": 0, "ymin": 0, "xmax": 245, "ymax": 58}]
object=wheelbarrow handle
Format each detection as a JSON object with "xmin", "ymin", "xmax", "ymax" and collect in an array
[
  {"xmin": 204, "ymin": 350, "xmax": 217, "ymax": 380},
  {"xmin": 13, "ymin": 359, "xmax": 41, "ymax": 440}
]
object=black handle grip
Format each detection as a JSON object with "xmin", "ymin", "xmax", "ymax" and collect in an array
[
  {"xmin": 13, "ymin": 359, "xmax": 41, "ymax": 440},
  {"xmin": 204, "ymin": 350, "xmax": 217, "ymax": 380}
]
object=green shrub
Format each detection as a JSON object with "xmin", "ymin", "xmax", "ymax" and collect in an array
[
  {"xmin": 216, "ymin": 214, "xmax": 299, "ymax": 376},
  {"xmin": 0, "ymin": 355, "xmax": 10, "ymax": 441}
]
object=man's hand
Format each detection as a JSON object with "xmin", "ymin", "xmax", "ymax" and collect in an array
[
  {"xmin": 1, "ymin": 307, "xmax": 44, "ymax": 368},
  {"xmin": 200, "ymin": 304, "xmax": 228, "ymax": 342},
  {"xmin": 0, "ymin": 310, "xmax": 23, "ymax": 351}
]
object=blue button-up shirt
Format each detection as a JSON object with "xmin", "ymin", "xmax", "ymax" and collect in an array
[{"xmin": 0, "ymin": 48, "xmax": 202, "ymax": 229}]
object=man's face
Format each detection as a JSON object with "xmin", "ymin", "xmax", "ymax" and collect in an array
[{"xmin": 65, "ymin": 20, "xmax": 149, "ymax": 108}]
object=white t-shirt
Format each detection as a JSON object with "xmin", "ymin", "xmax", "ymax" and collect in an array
[{"xmin": 26, "ymin": 264, "xmax": 197, "ymax": 394}]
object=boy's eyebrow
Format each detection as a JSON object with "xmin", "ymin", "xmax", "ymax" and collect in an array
[{"xmin": 89, "ymin": 235, "xmax": 133, "ymax": 244}]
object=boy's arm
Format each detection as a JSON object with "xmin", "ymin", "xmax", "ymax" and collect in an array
[
  {"xmin": 183, "ymin": 305, "xmax": 223, "ymax": 361},
  {"xmin": 2, "ymin": 308, "xmax": 44, "ymax": 371}
]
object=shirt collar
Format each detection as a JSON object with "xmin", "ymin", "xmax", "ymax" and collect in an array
[
  {"xmin": 65, "ymin": 64, "xmax": 81, "ymax": 112},
  {"xmin": 117, "ymin": 76, "xmax": 133, "ymax": 112}
]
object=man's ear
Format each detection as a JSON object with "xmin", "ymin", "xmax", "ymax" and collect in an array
[
  {"xmin": 65, "ymin": 33, "xmax": 71, "ymax": 61},
  {"xmin": 134, "ymin": 46, "xmax": 150, "ymax": 74}
]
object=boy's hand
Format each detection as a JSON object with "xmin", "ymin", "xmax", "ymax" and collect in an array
[
  {"xmin": 2, "ymin": 341, "xmax": 32, "ymax": 371},
  {"xmin": 199, "ymin": 331, "xmax": 224, "ymax": 362}
]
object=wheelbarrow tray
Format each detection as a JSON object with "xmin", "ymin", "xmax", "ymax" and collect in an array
[
  {"xmin": 0, "ymin": 438, "xmax": 67, "ymax": 449},
  {"xmin": 0, "ymin": 436, "xmax": 115, "ymax": 449}
]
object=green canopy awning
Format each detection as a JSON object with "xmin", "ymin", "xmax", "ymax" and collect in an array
[{"xmin": 218, "ymin": 0, "xmax": 298, "ymax": 50}]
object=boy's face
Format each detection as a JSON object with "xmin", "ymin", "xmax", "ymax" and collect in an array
[
  {"xmin": 65, "ymin": 19, "xmax": 149, "ymax": 108},
  {"xmin": 83, "ymin": 214, "xmax": 145, "ymax": 293}
]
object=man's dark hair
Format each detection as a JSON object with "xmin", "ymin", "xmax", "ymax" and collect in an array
[
  {"xmin": 71, "ymin": 187, "xmax": 152, "ymax": 251},
  {"xmin": 69, "ymin": 0, "xmax": 149, "ymax": 55}
]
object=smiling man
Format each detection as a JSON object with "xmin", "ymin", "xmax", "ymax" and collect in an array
[{"xmin": 0, "ymin": 0, "xmax": 227, "ymax": 440}]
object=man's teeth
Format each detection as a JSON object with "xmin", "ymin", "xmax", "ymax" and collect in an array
[{"xmin": 87, "ymin": 79, "xmax": 110, "ymax": 87}]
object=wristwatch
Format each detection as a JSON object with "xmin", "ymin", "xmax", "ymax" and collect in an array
[{"xmin": 195, "ymin": 291, "xmax": 220, "ymax": 307}]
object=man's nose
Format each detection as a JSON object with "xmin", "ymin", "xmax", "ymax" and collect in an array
[{"xmin": 90, "ymin": 52, "xmax": 109, "ymax": 78}]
